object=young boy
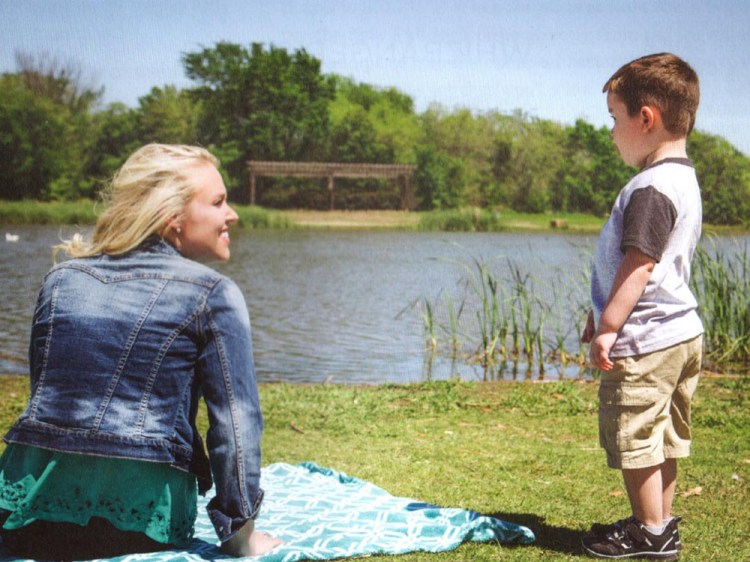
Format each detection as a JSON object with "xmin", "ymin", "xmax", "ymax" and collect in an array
[{"xmin": 581, "ymin": 53, "xmax": 703, "ymax": 560}]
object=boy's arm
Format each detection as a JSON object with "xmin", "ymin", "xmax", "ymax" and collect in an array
[{"xmin": 590, "ymin": 247, "xmax": 656, "ymax": 370}]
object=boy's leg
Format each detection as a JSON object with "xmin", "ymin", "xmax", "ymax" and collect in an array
[
  {"xmin": 622, "ymin": 464, "xmax": 664, "ymax": 528},
  {"xmin": 661, "ymin": 458, "xmax": 677, "ymax": 519},
  {"xmin": 583, "ymin": 338, "xmax": 700, "ymax": 558},
  {"xmin": 622, "ymin": 459, "xmax": 677, "ymax": 528}
]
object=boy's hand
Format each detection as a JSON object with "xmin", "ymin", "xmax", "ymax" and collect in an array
[{"xmin": 590, "ymin": 331, "xmax": 616, "ymax": 371}]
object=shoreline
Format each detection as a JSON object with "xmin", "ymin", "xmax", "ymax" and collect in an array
[{"xmin": 1, "ymin": 202, "xmax": 747, "ymax": 235}]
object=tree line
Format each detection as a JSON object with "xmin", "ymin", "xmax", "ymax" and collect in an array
[{"xmin": 1, "ymin": 44, "xmax": 749, "ymax": 225}]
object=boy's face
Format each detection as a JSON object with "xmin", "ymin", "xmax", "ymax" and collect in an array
[{"xmin": 607, "ymin": 92, "xmax": 649, "ymax": 168}]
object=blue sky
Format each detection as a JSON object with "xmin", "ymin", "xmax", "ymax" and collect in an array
[{"xmin": 2, "ymin": 0, "xmax": 749, "ymax": 155}]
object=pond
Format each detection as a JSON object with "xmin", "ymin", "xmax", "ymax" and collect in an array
[{"xmin": 1, "ymin": 226, "xmax": 744, "ymax": 384}]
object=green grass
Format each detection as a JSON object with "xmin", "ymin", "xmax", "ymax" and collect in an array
[
  {"xmin": 0, "ymin": 200, "xmax": 100, "ymax": 225},
  {"xmin": 0, "ymin": 375, "xmax": 747, "ymax": 560},
  {"xmin": 0, "ymin": 200, "xmax": 292, "ymax": 229},
  {"xmin": 418, "ymin": 208, "xmax": 606, "ymax": 234},
  {"xmin": 2, "ymin": 200, "xmax": 747, "ymax": 237}
]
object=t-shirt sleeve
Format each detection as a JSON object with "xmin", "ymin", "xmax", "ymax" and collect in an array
[{"xmin": 621, "ymin": 186, "xmax": 677, "ymax": 261}]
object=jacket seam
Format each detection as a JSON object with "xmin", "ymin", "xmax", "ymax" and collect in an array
[
  {"xmin": 93, "ymin": 279, "xmax": 169, "ymax": 431},
  {"xmin": 137, "ymin": 291, "xmax": 209, "ymax": 434},
  {"xmin": 28, "ymin": 269, "xmax": 63, "ymax": 418}
]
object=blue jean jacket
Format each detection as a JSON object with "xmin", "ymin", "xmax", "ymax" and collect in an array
[{"xmin": 4, "ymin": 238, "xmax": 263, "ymax": 541}]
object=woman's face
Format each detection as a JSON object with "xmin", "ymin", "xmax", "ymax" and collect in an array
[{"xmin": 175, "ymin": 164, "xmax": 239, "ymax": 262}]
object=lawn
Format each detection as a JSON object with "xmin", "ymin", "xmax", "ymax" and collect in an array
[{"xmin": 0, "ymin": 374, "xmax": 747, "ymax": 560}]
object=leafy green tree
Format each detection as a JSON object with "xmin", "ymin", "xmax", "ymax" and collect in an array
[
  {"xmin": 414, "ymin": 146, "xmax": 466, "ymax": 210},
  {"xmin": 330, "ymin": 106, "xmax": 392, "ymax": 163},
  {"xmin": 83, "ymin": 102, "xmax": 141, "ymax": 190},
  {"xmin": 486, "ymin": 113, "xmax": 566, "ymax": 212},
  {"xmin": 136, "ymin": 86, "xmax": 199, "ymax": 144},
  {"xmin": 330, "ymin": 76, "xmax": 421, "ymax": 164},
  {"xmin": 689, "ymin": 131, "xmax": 750, "ymax": 225},
  {"xmin": 419, "ymin": 106, "xmax": 498, "ymax": 206},
  {"xmin": 183, "ymin": 42, "xmax": 335, "ymax": 195},
  {"xmin": 0, "ymin": 74, "xmax": 70, "ymax": 199},
  {"xmin": 0, "ymin": 54, "xmax": 102, "ymax": 200},
  {"xmin": 558, "ymin": 119, "xmax": 632, "ymax": 215}
]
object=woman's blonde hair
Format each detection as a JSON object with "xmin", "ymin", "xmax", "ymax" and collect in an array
[{"xmin": 59, "ymin": 144, "xmax": 219, "ymax": 258}]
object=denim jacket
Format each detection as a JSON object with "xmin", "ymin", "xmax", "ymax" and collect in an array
[{"xmin": 4, "ymin": 238, "xmax": 263, "ymax": 541}]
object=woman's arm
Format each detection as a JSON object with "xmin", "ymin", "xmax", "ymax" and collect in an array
[{"xmin": 197, "ymin": 278, "xmax": 271, "ymax": 550}]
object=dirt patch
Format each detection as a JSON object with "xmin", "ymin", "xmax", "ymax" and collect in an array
[{"xmin": 282, "ymin": 210, "xmax": 420, "ymax": 229}]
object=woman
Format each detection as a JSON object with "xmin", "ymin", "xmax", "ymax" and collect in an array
[{"xmin": 0, "ymin": 144, "xmax": 280, "ymax": 559}]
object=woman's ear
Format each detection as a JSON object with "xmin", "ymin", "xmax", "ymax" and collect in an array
[{"xmin": 163, "ymin": 217, "xmax": 182, "ymax": 248}]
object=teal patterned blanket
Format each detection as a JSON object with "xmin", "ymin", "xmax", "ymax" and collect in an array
[{"xmin": 4, "ymin": 462, "xmax": 535, "ymax": 561}]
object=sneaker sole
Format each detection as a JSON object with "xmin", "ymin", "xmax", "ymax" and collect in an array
[{"xmin": 581, "ymin": 540, "xmax": 679, "ymax": 561}]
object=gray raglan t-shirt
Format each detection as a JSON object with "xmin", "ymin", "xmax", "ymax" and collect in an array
[{"xmin": 590, "ymin": 158, "xmax": 704, "ymax": 357}]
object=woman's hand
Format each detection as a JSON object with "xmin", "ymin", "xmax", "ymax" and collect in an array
[{"xmin": 220, "ymin": 519, "xmax": 282, "ymax": 558}]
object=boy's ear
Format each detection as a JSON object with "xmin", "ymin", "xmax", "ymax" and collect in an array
[{"xmin": 640, "ymin": 106, "xmax": 659, "ymax": 132}]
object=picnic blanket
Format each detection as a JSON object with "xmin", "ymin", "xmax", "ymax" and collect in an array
[{"xmin": 2, "ymin": 461, "xmax": 535, "ymax": 561}]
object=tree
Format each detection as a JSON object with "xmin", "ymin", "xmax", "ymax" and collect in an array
[
  {"xmin": 558, "ymin": 120, "xmax": 632, "ymax": 215},
  {"xmin": 330, "ymin": 76, "xmax": 420, "ymax": 164},
  {"xmin": 419, "ymin": 106, "xmax": 498, "ymax": 207},
  {"xmin": 0, "ymin": 74, "xmax": 69, "ymax": 199},
  {"xmin": 83, "ymin": 102, "xmax": 140, "ymax": 189},
  {"xmin": 330, "ymin": 107, "xmax": 392, "ymax": 163},
  {"xmin": 136, "ymin": 86, "xmax": 199, "ymax": 144},
  {"xmin": 14, "ymin": 51, "xmax": 103, "ymax": 116},
  {"xmin": 689, "ymin": 131, "xmax": 750, "ymax": 225},
  {"xmin": 183, "ymin": 42, "xmax": 335, "ymax": 195},
  {"xmin": 485, "ymin": 113, "xmax": 567, "ymax": 212},
  {"xmin": 414, "ymin": 146, "xmax": 466, "ymax": 210},
  {"xmin": 1, "ymin": 52, "xmax": 105, "ymax": 200}
]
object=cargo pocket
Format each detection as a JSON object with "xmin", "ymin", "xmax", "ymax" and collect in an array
[{"xmin": 599, "ymin": 381, "xmax": 660, "ymax": 453}]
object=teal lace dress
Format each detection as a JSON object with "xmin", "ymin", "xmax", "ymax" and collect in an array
[{"xmin": 0, "ymin": 443, "xmax": 198, "ymax": 547}]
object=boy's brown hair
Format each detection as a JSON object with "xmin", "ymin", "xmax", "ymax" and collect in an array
[{"xmin": 603, "ymin": 53, "xmax": 700, "ymax": 136}]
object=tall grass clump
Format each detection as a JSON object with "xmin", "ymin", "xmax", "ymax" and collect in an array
[
  {"xmin": 691, "ymin": 238, "xmax": 750, "ymax": 373},
  {"xmin": 418, "ymin": 208, "xmax": 505, "ymax": 232},
  {"xmin": 234, "ymin": 205, "xmax": 292, "ymax": 229},
  {"xmin": 411, "ymin": 248, "xmax": 592, "ymax": 381}
]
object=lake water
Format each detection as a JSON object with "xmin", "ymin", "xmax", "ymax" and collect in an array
[{"xmin": 1, "ymin": 226, "xmax": 744, "ymax": 384}]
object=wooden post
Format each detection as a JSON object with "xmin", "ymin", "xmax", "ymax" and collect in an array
[
  {"xmin": 401, "ymin": 174, "xmax": 414, "ymax": 210},
  {"xmin": 249, "ymin": 172, "xmax": 256, "ymax": 206},
  {"xmin": 328, "ymin": 173, "xmax": 335, "ymax": 210}
]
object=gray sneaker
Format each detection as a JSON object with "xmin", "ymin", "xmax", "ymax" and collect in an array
[{"xmin": 581, "ymin": 517, "xmax": 682, "ymax": 560}]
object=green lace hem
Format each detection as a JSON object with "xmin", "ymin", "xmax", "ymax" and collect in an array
[{"xmin": 0, "ymin": 443, "xmax": 197, "ymax": 546}]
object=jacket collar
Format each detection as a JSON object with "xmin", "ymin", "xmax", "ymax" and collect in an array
[{"xmin": 138, "ymin": 235, "xmax": 182, "ymax": 257}]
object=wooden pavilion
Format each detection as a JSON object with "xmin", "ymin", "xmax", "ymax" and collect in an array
[{"xmin": 247, "ymin": 161, "xmax": 417, "ymax": 210}]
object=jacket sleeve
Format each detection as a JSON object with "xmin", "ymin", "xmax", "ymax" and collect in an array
[{"xmin": 197, "ymin": 277, "xmax": 264, "ymax": 542}]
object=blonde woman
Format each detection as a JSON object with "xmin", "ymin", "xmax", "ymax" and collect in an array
[{"xmin": 0, "ymin": 144, "xmax": 280, "ymax": 559}]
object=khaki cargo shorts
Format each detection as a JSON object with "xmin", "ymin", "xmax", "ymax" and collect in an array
[{"xmin": 598, "ymin": 335, "xmax": 703, "ymax": 470}]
